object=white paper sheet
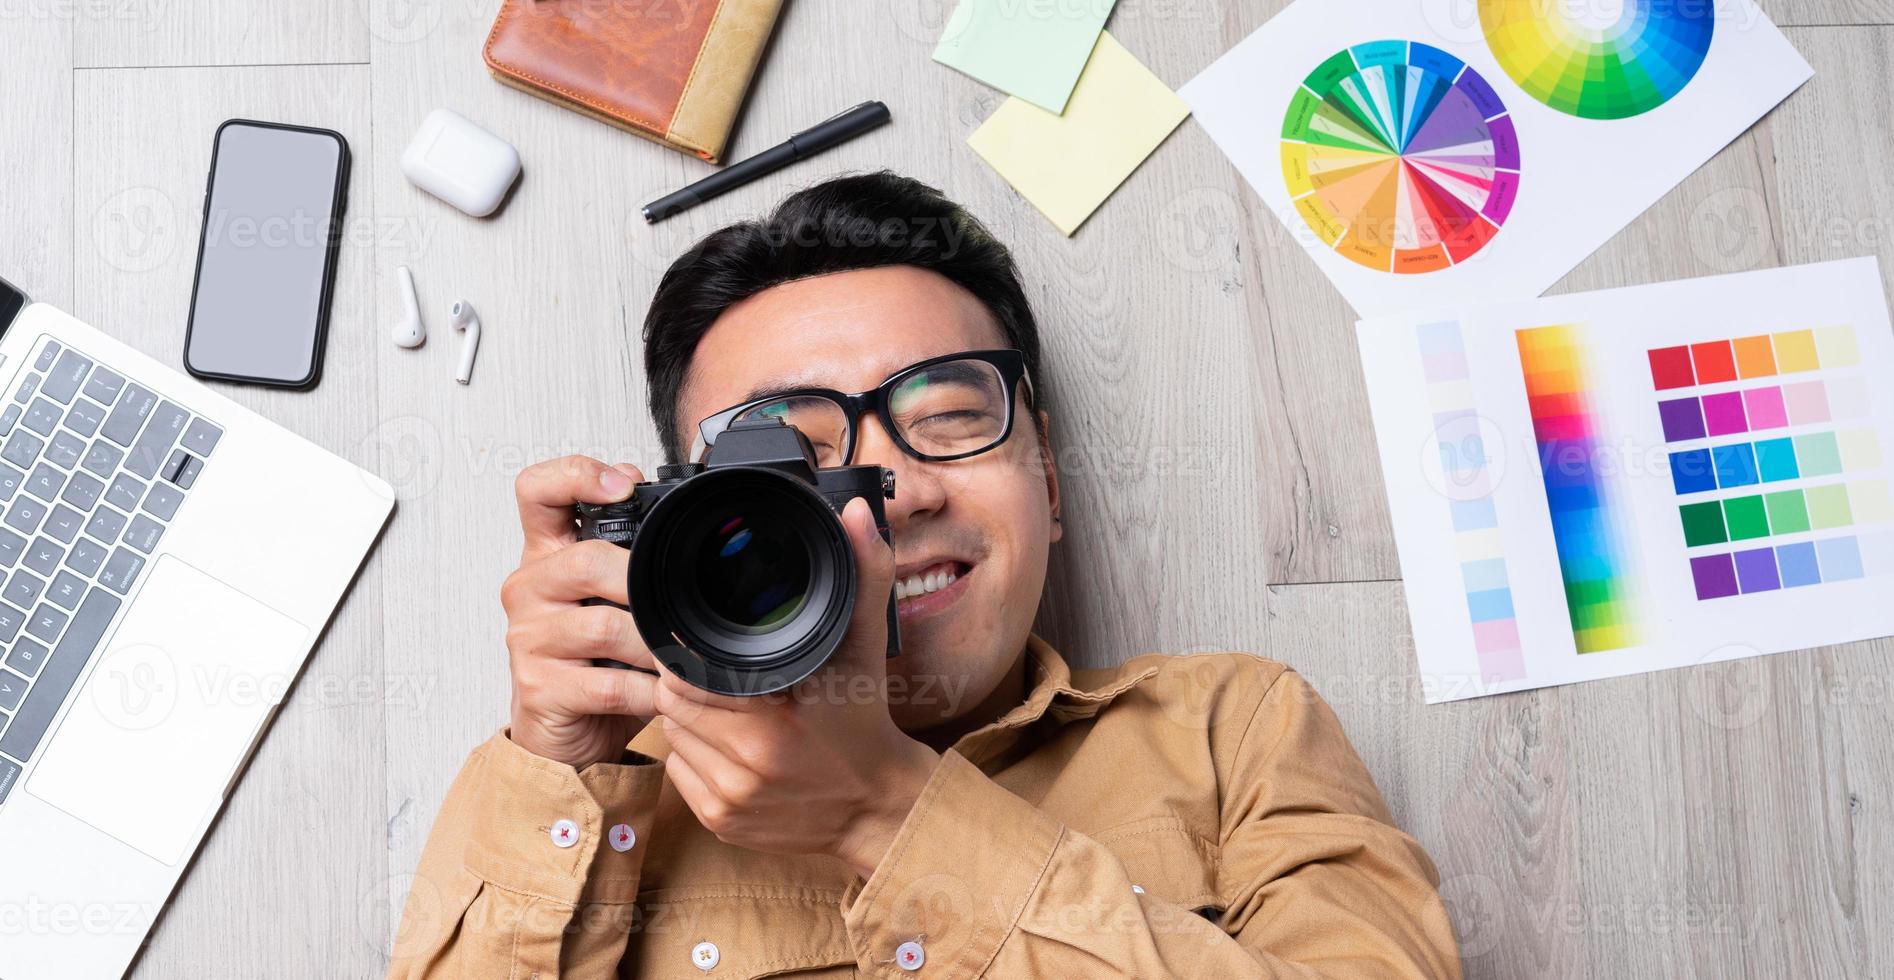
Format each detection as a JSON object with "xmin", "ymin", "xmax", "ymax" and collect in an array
[
  {"xmin": 1180, "ymin": 0, "xmax": 1812, "ymax": 316},
  {"xmin": 1359, "ymin": 258, "xmax": 1894, "ymax": 702}
]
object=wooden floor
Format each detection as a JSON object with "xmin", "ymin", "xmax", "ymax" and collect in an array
[{"xmin": 2, "ymin": 1, "xmax": 1890, "ymax": 976}]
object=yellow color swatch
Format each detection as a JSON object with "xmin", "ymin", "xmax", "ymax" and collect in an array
[
  {"xmin": 1815, "ymin": 325, "xmax": 1861, "ymax": 367},
  {"xmin": 967, "ymin": 32, "xmax": 1190, "ymax": 236},
  {"xmin": 1771, "ymin": 328, "xmax": 1820, "ymax": 373}
]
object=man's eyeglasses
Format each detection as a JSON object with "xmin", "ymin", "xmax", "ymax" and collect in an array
[{"xmin": 695, "ymin": 349, "xmax": 1034, "ymax": 467}]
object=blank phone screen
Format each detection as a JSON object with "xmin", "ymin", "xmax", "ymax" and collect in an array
[{"xmin": 186, "ymin": 123, "xmax": 344, "ymax": 385}]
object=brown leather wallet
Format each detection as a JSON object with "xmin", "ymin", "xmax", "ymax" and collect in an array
[{"xmin": 483, "ymin": 0, "xmax": 782, "ymax": 163}]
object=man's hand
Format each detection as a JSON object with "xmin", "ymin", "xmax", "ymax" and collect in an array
[
  {"xmin": 655, "ymin": 498, "xmax": 943, "ymax": 879},
  {"xmin": 502, "ymin": 456, "xmax": 660, "ymax": 769}
]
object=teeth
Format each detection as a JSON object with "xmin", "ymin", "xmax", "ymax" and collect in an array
[{"xmin": 895, "ymin": 564, "xmax": 958, "ymax": 600}]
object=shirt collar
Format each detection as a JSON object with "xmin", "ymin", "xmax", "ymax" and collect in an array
[{"xmin": 961, "ymin": 635, "xmax": 1160, "ymax": 746}]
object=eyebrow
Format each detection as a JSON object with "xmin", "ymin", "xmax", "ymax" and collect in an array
[{"xmin": 740, "ymin": 376, "xmax": 837, "ymax": 405}]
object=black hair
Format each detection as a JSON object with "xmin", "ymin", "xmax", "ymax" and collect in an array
[{"xmin": 642, "ymin": 171, "xmax": 1043, "ymax": 464}]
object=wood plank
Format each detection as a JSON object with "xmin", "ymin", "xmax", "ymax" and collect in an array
[
  {"xmin": 74, "ymin": 0, "xmax": 367, "ymax": 68},
  {"xmin": 71, "ymin": 63, "xmax": 388, "ymax": 978},
  {"xmin": 0, "ymin": 2, "xmax": 73, "ymax": 307},
  {"xmin": 1264, "ymin": 581, "xmax": 1894, "ymax": 978}
]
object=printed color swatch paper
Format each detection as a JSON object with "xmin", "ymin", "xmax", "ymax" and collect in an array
[{"xmin": 1359, "ymin": 258, "xmax": 1894, "ymax": 702}]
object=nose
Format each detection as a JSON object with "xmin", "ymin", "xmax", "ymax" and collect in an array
[{"xmin": 852, "ymin": 414, "xmax": 945, "ymax": 533}]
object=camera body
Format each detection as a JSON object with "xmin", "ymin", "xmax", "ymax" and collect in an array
[{"xmin": 577, "ymin": 416, "xmax": 898, "ymax": 696}]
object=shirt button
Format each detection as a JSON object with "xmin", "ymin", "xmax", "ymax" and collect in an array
[
  {"xmin": 895, "ymin": 940, "xmax": 925, "ymax": 970},
  {"xmin": 691, "ymin": 940, "xmax": 720, "ymax": 971},
  {"xmin": 608, "ymin": 823, "xmax": 636, "ymax": 852},
  {"xmin": 549, "ymin": 819, "xmax": 579, "ymax": 849}
]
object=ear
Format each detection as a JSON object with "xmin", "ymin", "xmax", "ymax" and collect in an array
[{"xmin": 1036, "ymin": 410, "xmax": 1063, "ymax": 543}]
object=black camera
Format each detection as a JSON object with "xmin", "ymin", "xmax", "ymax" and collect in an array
[{"xmin": 576, "ymin": 416, "xmax": 898, "ymax": 696}]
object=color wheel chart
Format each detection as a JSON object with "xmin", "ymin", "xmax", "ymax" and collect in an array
[
  {"xmin": 1280, "ymin": 41, "xmax": 1521, "ymax": 274},
  {"xmin": 1479, "ymin": 0, "xmax": 1715, "ymax": 120},
  {"xmin": 1516, "ymin": 325, "xmax": 1641, "ymax": 653}
]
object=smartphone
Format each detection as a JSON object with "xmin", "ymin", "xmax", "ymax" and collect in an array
[{"xmin": 183, "ymin": 119, "xmax": 350, "ymax": 388}]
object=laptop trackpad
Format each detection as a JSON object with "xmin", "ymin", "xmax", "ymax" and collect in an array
[{"xmin": 26, "ymin": 557, "xmax": 308, "ymax": 866}]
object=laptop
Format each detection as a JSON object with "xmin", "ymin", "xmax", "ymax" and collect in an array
[{"xmin": 0, "ymin": 276, "xmax": 393, "ymax": 978}]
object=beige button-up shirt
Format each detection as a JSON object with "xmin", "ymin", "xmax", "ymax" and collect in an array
[{"xmin": 388, "ymin": 639, "xmax": 1461, "ymax": 978}]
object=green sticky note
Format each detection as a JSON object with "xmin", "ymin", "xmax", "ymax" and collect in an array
[
  {"xmin": 1723, "ymin": 495, "xmax": 1771, "ymax": 541},
  {"xmin": 933, "ymin": 0, "xmax": 1117, "ymax": 113},
  {"xmin": 967, "ymin": 33, "xmax": 1190, "ymax": 236},
  {"xmin": 1806, "ymin": 483, "xmax": 1854, "ymax": 529},
  {"xmin": 1764, "ymin": 489, "xmax": 1810, "ymax": 534},
  {"xmin": 1680, "ymin": 501, "xmax": 1728, "ymax": 547}
]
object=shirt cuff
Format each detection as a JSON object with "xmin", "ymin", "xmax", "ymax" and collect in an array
[
  {"xmin": 843, "ymin": 750, "xmax": 1064, "ymax": 977},
  {"xmin": 463, "ymin": 728, "xmax": 665, "ymax": 905}
]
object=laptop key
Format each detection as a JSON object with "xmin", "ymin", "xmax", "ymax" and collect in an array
[
  {"xmin": 13, "ymin": 373, "xmax": 39, "ymax": 404},
  {"xmin": 0, "ymin": 404, "xmax": 18, "ymax": 435},
  {"xmin": 85, "ymin": 507, "xmax": 126, "ymax": 543},
  {"xmin": 0, "ymin": 670, "xmax": 23, "ymax": 710},
  {"xmin": 100, "ymin": 383, "xmax": 156, "ymax": 447},
  {"xmin": 126, "ymin": 401, "xmax": 188, "ymax": 479},
  {"xmin": 40, "ymin": 350, "xmax": 93, "ymax": 404},
  {"xmin": 47, "ymin": 572, "xmax": 84, "ymax": 610},
  {"xmin": 122, "ymin": 515, "xmax": 164, "ymax": 554},
  {"xmin": 182, "ymin": 419, "xmax": 222, "ymax": 456},
  {"xmin": 0, "ymin": 588, "xmax": 121, "ymax": 762},
  {"xmin": 5, "ymin": 497, "xmax": 47, "ymax": 535},
  {"xmin": 104, "ymin": 474, "xmax": 141, "ymax": 511},
  {"xmin": 0, "ymin": 530, "xmax": 21, "ymax": 567},
  {"xmin": 1, "ymin": 429, "xmax": 43, "ymax": 469},
  {"xmin": 0, "ymin": 463, "xmax": 21, "ymax": 501},
  {"xmin": 164, "ymin": 450, "xmax": 204, "ymax": 489},
  {"xmin": 142, "ymin": 482, "xmax": 184, "ymax": 520},
  {"xmin": 5, "ymin": 571, "xmax": 43, "ymax": 608},
  {"xmin": 84, "ymin": 441, "xmax": 125, "ymax": 480},
  {"xmin": 64, "ymin": 398, "xmax": 105, "ymax": 438},
  {"xmin": 26, "ymin": 605, "xmax": 67, "ymax": 643},
  {"xmin": 44, "ymin": 506, "xmax": 81, "ymax": 544},
  {"xmin": 62, "ymin": 472, "xmax": 103, "ymax": 511},
  {"xmin": 65, "ymin": 537, "xmax": 106, "ymax": 576},
  {"xmin": 24, "ymin": 464, "xmax": 65, "ymax": 502},
  {"xmin": 0, "ymin": 755, "xmax": 19, "ymax": 805},
  {"xmin": 0, "ymin": 604, "xmax": 21, "ymax": 641},
  {"xmin": 22, "ymin": 398, "xmax": 60, "ymax": 436},
  {"xmin": 6, "ymin": 637, "xmax": 47, "ymax": 678},
  {"xmin": 82, "ymin": 366, "xmax": 124, "ymax": 405},
  {"xmin": 34, "ymin": 342, "xmax": 60, "ymax": 372},
  {"xmin": 23, "ymin": 538, "xmax": 61, "ymax": 577},
  {"xmin": 47, "ymin": 430, "xmax": 83, "ymax": 470},
  {"xmin": 98, "ymin": 549, "xmax": 143, "ymax": 595}
]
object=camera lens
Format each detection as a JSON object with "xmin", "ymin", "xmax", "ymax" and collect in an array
[
  {"xmin": 690, "ymin": 508, "xmax": 811, "ymax": 634},
  {"xmin": 627, "ymin": 466, "xmax": 856, "ymax": 696}
]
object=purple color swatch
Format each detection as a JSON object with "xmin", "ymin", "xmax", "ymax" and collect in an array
[
  {"xmin": 1659, "ymin": 397, "xmax": 1706, "ymax": 442},
  {"xmin": 1690, "ymin": 553, "xmax": 1740, "ymax": 599},
  {"xmin": 1733, "ymin": 548, "xmax": 1782, "ymax": 593}
]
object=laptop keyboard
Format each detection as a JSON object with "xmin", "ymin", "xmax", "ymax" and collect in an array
[{"xmin": 0, "ymin": 337, "xmax": 222, "ymax": 806}]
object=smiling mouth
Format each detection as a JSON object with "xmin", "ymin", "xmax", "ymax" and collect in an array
[{"xmin": 894, "ymin": 561, "xmax": 968, "ymax": 601}]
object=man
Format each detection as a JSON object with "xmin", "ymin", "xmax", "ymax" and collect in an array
[{"xmin": 390, "ymin": 173, "xmax": 1460, "ymax": 978}]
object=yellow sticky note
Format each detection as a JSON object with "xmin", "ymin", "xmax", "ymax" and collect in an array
[{"xmin": 968, "ymin": 32, "xmax": 1189, "ymax": 236}]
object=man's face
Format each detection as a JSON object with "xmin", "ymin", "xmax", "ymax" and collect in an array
[{"xmin": 675, "ymin": 265, "xmax": 1060, "ymax": 731}]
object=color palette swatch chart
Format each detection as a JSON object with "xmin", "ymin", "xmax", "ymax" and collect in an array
[
  {"xmin": 1180, "ymin": 0, "xmax": 1811, "ymax": 315},
  {"xmin": 1359, "ymin": 259, "xmax": 1894, "ymax": 702},
  {"xmin": 1280, "ymin": 41, "xmax": 1519, "ymax": 274}
]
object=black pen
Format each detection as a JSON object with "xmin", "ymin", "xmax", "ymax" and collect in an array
[{"xmin": 642, "ymin": 101, "xmax": 893, "ymax": 223}]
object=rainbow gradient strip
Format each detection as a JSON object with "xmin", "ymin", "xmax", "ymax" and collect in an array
[
  {"xmin": 1479, "ymin": 0, "xmax": 1714, "ymax": 120},
  {"xmin": 1516, "ymin": 326, "xmax": 1641, "ymax": 652}
]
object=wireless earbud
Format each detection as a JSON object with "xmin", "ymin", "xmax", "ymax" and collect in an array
[
  {"xmin": 390, "ymin": 266, "xmax": 425, "ymax": 348},
  {"xmin": 448, "ymin": 300, "xmax": 481, "ymax": 385}
]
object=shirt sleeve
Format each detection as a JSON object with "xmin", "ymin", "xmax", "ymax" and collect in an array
[
  {"xmin": 386, "ymin": 729, "xmax": 666, "ymax": 980},
  {"xmin": 840, "ymin": 670, "xmax": 1461, "ymax": 978}
]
